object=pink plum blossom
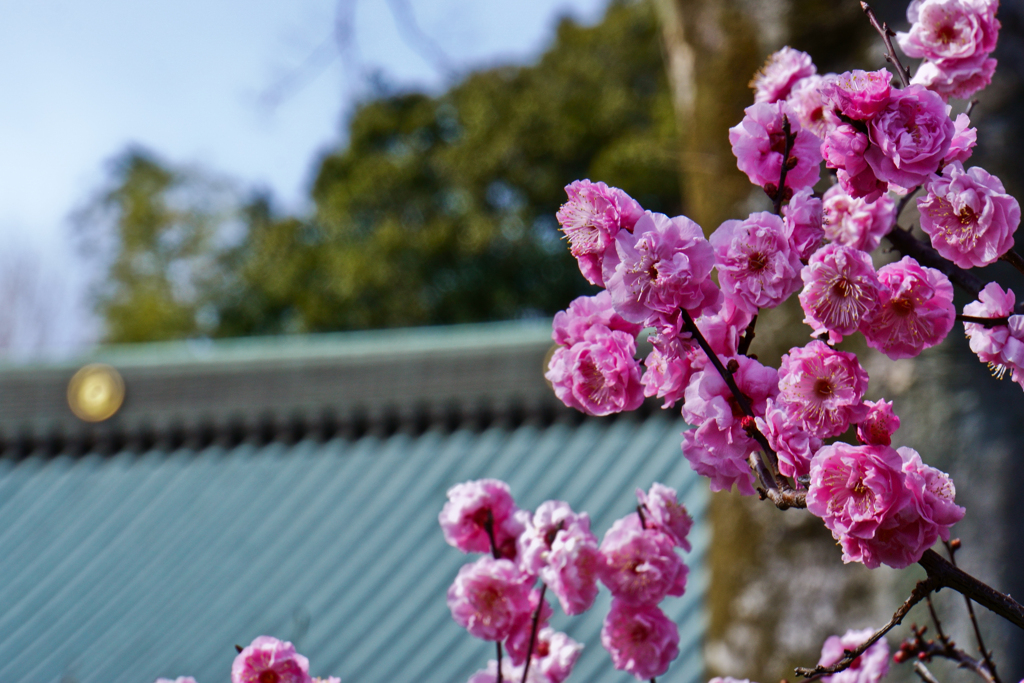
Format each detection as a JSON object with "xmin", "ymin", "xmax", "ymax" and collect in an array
[
  {"xmin": 440, "ymin": 479, "xmax": 524, "ymax": 558},
  {"xmin": 821, "ymin": 124, "xmax": 887, "ymax": 201},
  {"xmin": 447, "ymin": 556, "xmax": 532, "ymax": 641},
  {"xmin": 546, "ymin": 324, "xmax": 645, "ymax": 416},
  {"xmin": 821, "ymin": 185, "xmax": 897, "ymax": 252},
  {"xmin": 711, "ymin": 212, "xmax": 804, "ymax": 314},
  {"xmin": 817, "ymin": 628, "xmax": 889, "ymax": 683},
  {"xmin": 898, "ymin": 0, "xmax": 999, "ymax": 64},
  {"xmin": 693, "ymin": 299, "xmax": 755, "ymax": 358},
  {"xmin": 787, "ymin": 74, "xmax": 839, "ymax": 140},
  {"xmin": 860, "ymin": 257, "xmax": 956, "ymax": 360},
  {"xmin": 857, "ymin": 399, "xmax": 901, "ymax": 446},
  {"xmin": 517, "ymin": 500, "xmax": 601, "ymax": 615},
  {"xmin": 900, "ymin": 447, "xmax": 965, "ymax": 543},
  {"xmin": 844, "ymin": 447, "xmax": 964, "ymax": 568},
  {"xmin": 898, "ymin": 0, "xmax": 1000, "ymax": 100},
  {"xmin": 918, "ymin": 162, "xmax": 1021, "ymax": 268},
  {"xmin": 963, "ymin": 282, "xmax": 1024, "ymax": 388},
  {"xmin": 533, "ymin": 629, "xmax": 584, "ymax": 683},
  {"xmin": 821, "ymin": 69, "xmax": 893, "ymax": 120},
  {"xmin": 642, "ymin": 300, "xmax": 754, "ymax": 408},
  {"xmin": 865, "ymin": 85, "xmax": 955, "ymax": 193},
  {"xmin": 552, "ymin": 291, "xmax": 642, "ymax": 348},
  {"xmin": 603, "ymin": 211, "xmax": 719, "ymax": 324},
  {"xmin": 682, "ymin": 355, "xmax": 779, "ymax": 494},
  {"xmin": 231, "ymin": 636, "xmax": 311, "ymax": 683},
  {"xmin": 505, "ymin": 588, "xmax": 553, "ymax": 665},
  {"xmin": 913, "ymin": 57, "xmax": 997, "ymax": 101},
  {"xmin": 728, "ymin": 101, "xmax": 822, "ymax": 194},
  {"xmin": 784, "ymin": 187, "xmax": 826, "ymax": 260},
  {"xmin": 799, "ymin": 243, "xmax": 883, "ymax": 344},
  {"xmin": 636, "ymin": 483, "xmax": 693, "ymax": 551},
  {"xmin": 466, "ymin": 658, "xmax": 545, "ymax": 683},
  {"xmin": 777, "ymin": 341, "xmax": 870, "ymax": 439},
  {"xmin": 755, "ymin": 398, "xmax": 823, "ymax": 480},
  {"xmin": 598, "ymin": 513, "xmax": 687, "ymax": 605},
  {"xmin": 806, "ymin": 443, "xmax": 909, "ymax": 552},
  {"xmin": 601, "ymin": 600, "xmax": 680, "ymax": 681},
  {"xmin": 556, "ymin": 180, "xmax": 644, "ymax": 286},
  {"xmin": 945, "ymin": 113, "xmax": 977, "ymax": 164},
  {"xmin": 751, "ymin": 47, "xmax": 817, "ymax": 103},
  {"xmin": 641, "ymin": 337, "xmax": 699, "ymax": 409}
]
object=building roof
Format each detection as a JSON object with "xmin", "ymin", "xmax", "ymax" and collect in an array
[
  {"xmin": 0, "ymin": 416, "xmax": 706, "ymax": 683},
  {"xmin": 0, "ymin": 322, "xmax": 706, "ymax": 683},
  {"xmin": 0, "ymin": 321, "xmax": 581, "ymax": 453}
]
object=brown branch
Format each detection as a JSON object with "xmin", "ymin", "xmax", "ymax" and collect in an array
[
  {"xmin": 918, "ymin": 549, "xmax": 1024, "ymax": 631},
  {"xmin": 796, "ymin": 577, "xmax": 940, "ymax": 677},
  {"xmin": 999, "ymin": 249, "xmax": 1024, "ymax": 278},
  {"xmin": 860, "ymin": 2, "xmax": 912, "ymax": 87},
  {"xmin": 885, "ymin": 226, "xmax": 985, "ymax": 299}
]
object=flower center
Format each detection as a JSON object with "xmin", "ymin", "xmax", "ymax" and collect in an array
[
  {"xmin": 259, "ymin": 672, "xmax": 281, "ymax": 683},
  {"xmin": 936, "ymin": 24, "xmax": 957, "ymax": 44},
  {"xmin": 831, "ymin": 277, "xmax": 852, "ymax": 298},
  {"xmin": 890, "ymin": 296, "xmax": 914, "ymax": 317},
  {"xmin": 579, "ymin": 358, "xmax": 611, "ymax": 404},
  {"xmin": 957, "ymin": 205, "xmax": 978, "ymax": 225},
  {"xmin": 769, "ymin": 130, "xmax": 789, "ymax": 154},
  {"xmin": 813, "ymin": 378, "xmax": 834, "ymax": 398},
  {"xmin": 748, "ymin": 251, "xmax": 769, "ymax": 273}
]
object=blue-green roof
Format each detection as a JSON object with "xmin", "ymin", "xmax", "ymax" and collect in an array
[{"xmin": 0, "ymin": 414, "xmax": 706, "ymax": 683}]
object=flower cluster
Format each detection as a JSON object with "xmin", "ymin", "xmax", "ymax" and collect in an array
[
  {"xmin": 897, "ymin": 0, "xmax": 1000, "ymax": 101},
  {"xmin": 441, "ymin": 480, "xmax": 692, "ymax": 682},
  {"xmin": 153, "ymin": 635, "xmax": 339, "ymax": 683},
  {"xmin": 963, "ymin": 283, "xmax": 1024, "ymax": 388},
  {"xmin": 531, "ymin": 11, "xmax": 1024, "ymax": 681},
  {"xmin": 807, "ymin": 443, "xmax": 964, "ymax": 568}
]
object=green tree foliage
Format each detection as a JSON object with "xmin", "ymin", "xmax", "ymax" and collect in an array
[
  {"xmin": 77, "ymin": 149, "xmax": 233, "ymax": 343},
  {"xmin": 88, "ymin": 0, "xmax": 680, "ymax": 341}
]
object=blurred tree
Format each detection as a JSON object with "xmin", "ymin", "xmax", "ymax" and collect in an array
[
  {"xmin": 77, "ymin": 149, "xmax": 233, "ymax": 343},
  {"xmin": 86, "ymin": 0, "xmax": 680, "ymax": 340}
]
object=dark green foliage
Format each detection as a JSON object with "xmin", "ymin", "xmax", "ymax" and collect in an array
[{"xmin": 88, "ymin": 0, "xmax": 680, "ymax": 341}]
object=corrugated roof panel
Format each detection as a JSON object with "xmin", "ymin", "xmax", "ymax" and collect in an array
[{"xmin": 0, "ymin": 415, "xmax": 707, "ymax": 683}]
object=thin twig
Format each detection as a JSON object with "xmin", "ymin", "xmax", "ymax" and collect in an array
[
  {"xmin": 945, "ymin": 541, "xmax": 1002, "ymax": 683},
  {"xmin": 966, "ymin": 99, "xmax": 979, "ymax": 117},
  {"xmin": 958, "ymin": 315, "xmax": 1011, "ymax": 327},
  {"xmin": 914, "ymin": 662, "xmax": 942, "ymax": 683},
  {"xmin": 497, "ymin": 642, "xmax": 504, "ymax": 683},
  {"xmin": 679, "ymin": 309, "xmax": 781, "ymax": 477},
  {"xmin": 485, "ymin": 511, "xmax": 501, "ymax": 560},
  {"xmin": 860, "ymin": 2, "xmax": 912, "ymax": 87},
  {"xmin": 926, "ymin": 596, "xmax": 948, "ymax": 643},
  {"xmin": 771, "ymin": 115, "xmax": 796, "ymax": 214},
  {"xmin": 737, "ymin": 315, "xmax": 758, "ymax": 356},
  {"xmin": 796, "ymin": 577, "xmax": 940, "ymax": 677},
  {"xmin": 520, "ymin": 584, "xmax": 548, "ymax": 683}
]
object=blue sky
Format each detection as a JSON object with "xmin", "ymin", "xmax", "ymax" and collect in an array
[{"xmin": 0, "ymin": 0, "xmax": 608, "ymax": 354}]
